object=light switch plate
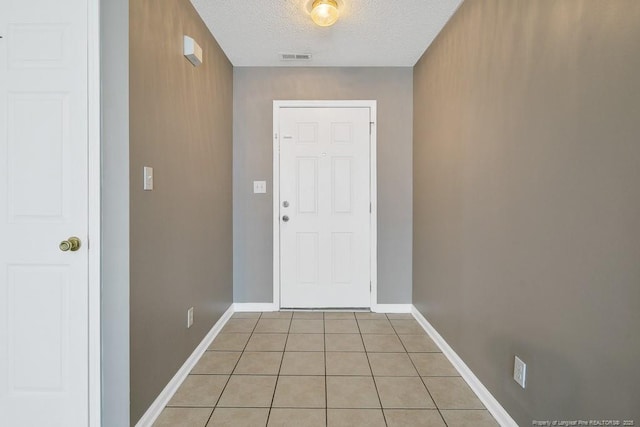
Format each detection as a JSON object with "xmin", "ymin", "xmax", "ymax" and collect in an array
[
  {"xmin": 143, "ymin": 167, "xmax": 153, "ymax": 191},
  {"xmin": 253, "ymin": 181, "xmax": 267, "ymax": 194}
]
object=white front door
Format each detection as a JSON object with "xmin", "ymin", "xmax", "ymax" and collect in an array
[
  {"xmin": 0, "ymin": 0, "xmax": 90, "ymax": 425},
  {"xmin": 278, "ymin": 107, "xmax": 372, "ymax": 308}
]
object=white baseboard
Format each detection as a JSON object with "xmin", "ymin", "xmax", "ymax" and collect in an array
[
  {"xmin": 233, "ymin": 303, "xmax": 278, "ymax": 312},
  {"xmin": 371, "ymin": 303, "xmax": 412, "ymax": 313},
  {"xmin": 135, "ymin": 304, "xmax": 235, "ymax": 427},
  {"xmin": 411, "ymin": 306, "xmax": 518, "ymax": 427},
  {"xmin": 233, "ymin": 303, "xmax": 412, "ymax": 313}
]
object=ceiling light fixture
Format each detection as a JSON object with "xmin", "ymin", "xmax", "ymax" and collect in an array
[{"xmin": 311, "ymin": 0, "xmax": 339, "ymax": 27}]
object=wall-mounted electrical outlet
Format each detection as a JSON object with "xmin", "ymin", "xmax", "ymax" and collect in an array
[
  {"xmin": 513, "ymin": 355, "xmax": 527, "ymax": 388},
  {"xmin": 143, "ymin": 166, "xmax": 154, "ymax": 191},
  {"xmin": 187, "ymin": 307, "xmax": 194, "ymax": 328}
]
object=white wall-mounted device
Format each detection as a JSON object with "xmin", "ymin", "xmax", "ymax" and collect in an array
[
  {"xmin": 183, "ymin": 36, "xmax": 203, "ymax": 67},
  {"xmin": 513, "ymin": 355, "xmax": 527, "ymax": 388},
  {"xmin": 143, "ymin": 166, "xmax": 153, "ymax": 191},
  {"xmin": 253, "ymin": 181, "xmax": 267, "ymax": 194}
]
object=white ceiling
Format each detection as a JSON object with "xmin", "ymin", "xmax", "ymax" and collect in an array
[{"xmin": 189, "ymin": 0, "xmax": 463, "ymax": 67}]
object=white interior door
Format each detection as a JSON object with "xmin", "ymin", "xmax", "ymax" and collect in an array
[
  {"xmin": 279, "ymin": 107, "xmax": 371, "ymax": 308},
  {"xmin": 0, "ymin": 0, "xmax": 90, "ymax": 425}
]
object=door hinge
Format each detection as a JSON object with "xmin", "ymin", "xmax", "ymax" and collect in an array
[
  {"xmin": 370, "ymin": 281, "xmax": 372, "ymax": 291},
  {"xmin": 369, "ymin": 203, "xmax": 372, "ymax": 213},
  {"xmin": 369, "ymin": 122, "xmax": 374, "ymax": 135}
]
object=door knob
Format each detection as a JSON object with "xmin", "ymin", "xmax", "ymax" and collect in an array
[
  {"xmin": 59, "ymin": 237, "xmax": 81, "ymax": 252},
  {"xmin": 282, "ymin": 215, "xmax": 290, "ymax": 222}
]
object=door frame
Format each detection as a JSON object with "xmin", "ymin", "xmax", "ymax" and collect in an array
[
  {"xmin": 272, "ymin": 100, "xmax": 377, "ymax": 309},
  {"xmin": 87, "ymin": 0, "xmax": 101, "ymax": 424}
]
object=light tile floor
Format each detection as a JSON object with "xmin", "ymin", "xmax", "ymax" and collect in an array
[{"xmin": 153, "ymin": 312, "xmax": 499, "ymax": 427}]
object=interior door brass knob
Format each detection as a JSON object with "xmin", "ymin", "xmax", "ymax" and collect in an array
[{"xmin": 59, "ymin": 237, "xmax": 81, "ymax": 252}]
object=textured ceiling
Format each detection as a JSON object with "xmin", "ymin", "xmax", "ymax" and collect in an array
[{"xmin": 189, "ymin": 0, "xmax": 463, "ymax": 67}]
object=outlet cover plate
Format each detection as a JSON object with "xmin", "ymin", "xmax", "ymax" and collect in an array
[
  {"xmin": 187, "ymin": 307, "xmax": 194, "ymax": 328},
  {"xmin": 143, "ymin": 166, "xmax": 153, "ymax": 191},
  {"xmin": 513, "ymin": 355, "xmax": 526, "ymax": 388}
]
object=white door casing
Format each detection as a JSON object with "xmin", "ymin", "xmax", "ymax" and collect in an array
[
  {"xmin": 0, "ymin": 0, "xmax": 99, "ymax": 425},
  {"xmin": 274, "ymin": 101, "xmax": 377, "ymax": 308}
]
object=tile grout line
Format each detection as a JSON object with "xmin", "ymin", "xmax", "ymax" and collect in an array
[
  {"xmin": 390, "ymin": 315, "xmax": 450, "ymax": 427},
  {"xmin": 203, "ymin": 312, "xmax": 262, "ymax": 427},
  {"xmin": 324, "ymin": 311, "xmax": 328, "ymax": 427},
  {"xmin": 358, "ymin": 314, "xmax": 389, "ymax": 427},
  {"xmin": 265, "ymin": 312, "xmax": 293, "ymax": 426}
]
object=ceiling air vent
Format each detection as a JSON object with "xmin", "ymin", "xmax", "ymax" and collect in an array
[{"xmin": 280, "ymin": 53, "xmax": 313, "ymax": 61}]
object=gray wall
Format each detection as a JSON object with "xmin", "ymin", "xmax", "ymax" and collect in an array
[
  {"xmin": 413, "ymin": 0, "xmax": 640, "ymax": 425},
  {"xmin": 233, "ymin": 67, "xmax": 413, "ymax": 304},
  {"xmin": 101, "ymin": 0, "xmax": 130, "ymax": 425},
  {"xmin": 129, "ymin": 0, "xmax": 233, "ymax": 424}
]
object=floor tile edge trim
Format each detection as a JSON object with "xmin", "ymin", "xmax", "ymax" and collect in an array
[
  {"xmin": 134, "ymin": 304, "xmax": 235, "ymax": 427},
  {"xmin": 234, "ymin": 302, "xmax": 278, "ymax": 312},
  {"xmin": 410, "ymin": 305, "xmax": 518, "ymax": 427},
  {"xmin": 371, "ymin": 303, "xmax": 412, "ymax": 313}
]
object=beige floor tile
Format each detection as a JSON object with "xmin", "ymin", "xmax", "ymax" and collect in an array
[
  {"xmin": 234, "ymin": 351, "xmax": 283, "ymax": 375},
  {"xmin": 398, "ymin": 335, "xmax": 440, "ymax": 352},
  {"xmin": 280, "ymin": 352, "xmax": 325, "ymax": 375},
  {"xmin": 440, "ymin": 410, "xmax": 499, "ymax": 427},
  {"xmin": 384, "ymin": 409, "xmax": 446, "ymax": 427},
  {"xmin": 390, "ymin": 319, "xmax": 425, "ymax": 334},
  {"xmin": 254, "ymin": 318, "xmax": 291, "ymax": 333},
  {"xmin": 221, "ymin": 318, "xmax": 258, "ymax": 333},
  {"xmin": 168, "ymin": 375, "xmax": 228, "ymax": 407},
  {"xmin": 326, "ymin": 352, "xmax": 372, "ymax": 376},
  {"xmin": 153, "ymin": 407, "xmax": 212, "ymax": 427},
  {"xmin": 327, "ymin": 409, "xmax": 386, "ymax": 426},
  {"xmin": 245, "ymin": 333, "xmax": 287, "ymax": 352},
  {"xmin": 260, "ymin": 311, "xmax": 293, "ymax": 319},
  {"xmin": 217, "ymin": 375, "xmax": 277, "ymax": 407},
  {"xmin": 267, "ymin": 409, "xmax": 326, "ymax": 427},
  {"xmin": 354, "ymin": 312, "xmax": 388, "ymax": 320},
  {"xmin": 191, "ymin": 352, "xmax": 241, "ymax": 374},
  {"xmin": 374, "ymin": 377, "xmax": 436, "ymax": 409},
  {"xmin": 324, "ymin": 334, "xmax": 364, "ymax": 352},
  {"xmin": 324, "ymin": 312, "xmax": 355, "ymax": 319},
  {"xmin": 362, "ymin": 334, "xmax": 405, "ymax": 352},
  {"xmin": 208, "ymin": 333, "xmax": 251, "ymax": 351},
  {"xmin": 410, "ymin": 353, "xmax": 459, "ymax": 376},
  {"xmin": 367, "ymin": 353, "xmax": 418, "ymax": 376},
  {"xmin": 325, "ymin": 319, "xmax": 360, "ymax": 334},
  {"xmin": 325, "ymin": 334, "xmax": 365, "ymax": 352},
  {"xmin": 231, "ymin": 312, "xmax": 261, "ymax": 319},
  {"xmin": 206, "ymin": 408, "xmax": 269, "ymax": 427},
  {"xmin": 326, "ymin": 376, "xmax": 380, "ymax": 408},
  {"xmin": 423, "ymin": 377, "xmax": 485, "ymax": 409},
  {"xmin": 292, "ymin": 311, "xmax": 324, "ymax": 319},
  {"xmin": 357, "ymin": 319, "xmax": 395, "ymax": 334},
  {"xmin": 289, "ymin": 319, "xmax": 324, "ymax": 333},
  {"xmin": 285, "ymin": 333, "xmax": 325, "ymax": 352},
  {"xmin": 272, "ymin": 376, "xmax": 326, "ymax": 408},
  {"xmin": 386, "ymin": 313, "xmax": 414, "ymax": 320}
]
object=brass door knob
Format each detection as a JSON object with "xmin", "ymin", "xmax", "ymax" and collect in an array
[{"xmin": 60, "ymin": 237, "xmax": 81, "ymax": 252}]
